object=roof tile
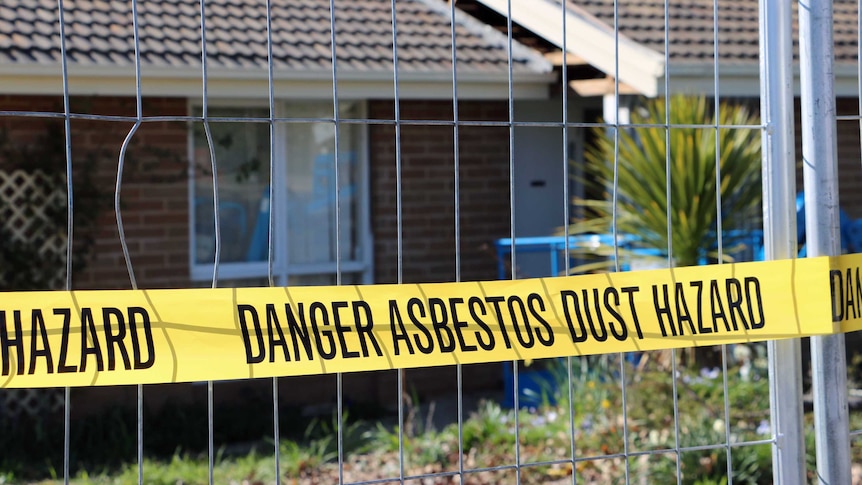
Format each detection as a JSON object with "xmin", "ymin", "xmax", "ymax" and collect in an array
[
  {"xmin": 2, "ymin": 0, "xmax": 550, "ymax": 75},
  {"xmin": 573, "ymin": 0, "xmax": 858, "ymax": 64}
]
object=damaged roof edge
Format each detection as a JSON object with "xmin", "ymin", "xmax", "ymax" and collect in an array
[
  {"xmin": 413, "ymin": 0, "xmax": 554, "ymax": 75},
  {"xmin": 476, "ymin": 0, "xmax": 665, "ymax": 96}
]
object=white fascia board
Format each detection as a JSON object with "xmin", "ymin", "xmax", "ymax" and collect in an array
[
  {"xmin": 0, "ymin": 63, "xmax": 554, "ymax": 100},
  {"xmin": 661, "ymin": 64, "xmax": 761, "ymax": 97},
  {"xmin": 477, "ymin": 0, "xmax": 665, "ymax": 96},
  {"xmin": 664, "ymin": 63, "xmax": 860, "ymax": 98}
]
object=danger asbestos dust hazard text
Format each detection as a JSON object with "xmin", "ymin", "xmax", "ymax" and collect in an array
[{"xmin": 0, "ymin": 254, "xmax": 860, "ymax": 388}]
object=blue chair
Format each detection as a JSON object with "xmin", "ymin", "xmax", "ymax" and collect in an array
[{"xmin": 245, "ymin": 187, "xmax": 270, "ymax": 262}]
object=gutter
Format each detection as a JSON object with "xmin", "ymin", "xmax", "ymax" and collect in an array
[
  {"xmin": 0, "ymin": 62, "xmax": 556, "ymax": 100},
  {"xmin": 665, "ymin": 62, "xmax": 860, "ymax": 98}
]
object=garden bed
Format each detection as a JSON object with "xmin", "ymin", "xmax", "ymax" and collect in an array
[{"xmin": 5, "ymin": 349, "xmax": 862, "ymax": 484}]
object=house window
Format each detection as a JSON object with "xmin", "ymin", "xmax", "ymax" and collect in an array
[{"xmin": 190, "ymin": 102, "xmax": 371, "ymax": 286}]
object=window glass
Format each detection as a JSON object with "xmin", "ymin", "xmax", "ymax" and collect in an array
[
  {"xmin": 190, "ymin": 102, "xmax": 366, "ymax": 283},
  {"xmin": 284, "ymin": 102, "xmax": 362, "ymax": 265},
  {"xmin": 193, "ymin": 108, "xmax": 270, "ymax": 265}
]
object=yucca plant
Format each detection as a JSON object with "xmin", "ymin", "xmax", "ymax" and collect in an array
[{"xmin": 567, "ymin": 95, "xmax": 762, "ymax": 270}]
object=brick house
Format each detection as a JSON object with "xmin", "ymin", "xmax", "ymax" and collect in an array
[
  {"xmin": 0, "ymin": 0, "xmax": 564, "ymax": 412},
  {"xmin": 0, "ymin": 0, "xmax": 560, "ymax": 290}
]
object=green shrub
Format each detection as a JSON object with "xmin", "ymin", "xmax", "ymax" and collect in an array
[{"xmin": 566, "ymin": 95, "xmax": 762, "ymax": 270}]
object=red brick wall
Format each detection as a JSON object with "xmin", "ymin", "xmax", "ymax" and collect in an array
[
  {"xmin": 1, "ymin": 96, "xmax": 511, "ymax": 290},
  {"xmin": 4, "ymin": 95, "xmax": 862, "ymax": 286},
  {"xmin": 786, "ymin": 97, "xmax": 862, "ymax": 219},
  {"xmin": 835, "ymin": 98, "xmax": 862, "ymax": 219},
  {"xmin": 0, "ymin": 95, "xmax": 190, "ymax": 290},
  {"xmin": 369, "ymin": 100, "xmax": 512, "ymax": 284}
]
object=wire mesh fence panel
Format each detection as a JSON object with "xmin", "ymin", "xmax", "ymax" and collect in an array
[
  {"xmin": 828, "ymin": 3, "xmax": 862, "ymax": 483},
  {"xmin": 0, "ymin": 0, "xmax": 859, "ymax": 483},
  {"xmin": 833, "ymin": 0, "xmax": 862, "ymax": 480}
]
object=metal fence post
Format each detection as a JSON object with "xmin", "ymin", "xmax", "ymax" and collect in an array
[
  {"xmin": 759, "ymin": 0, "xmax": 806, "ymax": 481},
  {"xmin": 799, "ymin": 0, "xmax": 853, "ymax": 482}
]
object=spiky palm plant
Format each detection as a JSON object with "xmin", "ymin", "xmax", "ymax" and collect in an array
[{"xmin": 567, "ymin": 95, "xmax": 762, "ymax": 270}]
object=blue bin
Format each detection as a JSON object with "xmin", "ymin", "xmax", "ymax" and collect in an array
[{"xmin": 502, "ymin": 362, "xmax": 559, "ymax": 409}]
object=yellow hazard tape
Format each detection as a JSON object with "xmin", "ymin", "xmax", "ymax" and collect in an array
[{"xmin": 0, "ymin": 254, "xmax": 860, "ymax": 388}]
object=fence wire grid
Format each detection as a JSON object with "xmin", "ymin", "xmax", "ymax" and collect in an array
[{"xmin": 0, "ymin": 0, "xmax": 860, "ymax": 483}]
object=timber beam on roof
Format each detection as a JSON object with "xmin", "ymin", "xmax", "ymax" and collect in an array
[
  {"xmin": 569, "ymin": 76, "xmax": 639, "ymax": 97},
  {"xmin": 543, "ymin": 51, "xmax": 588, "ymax": 67},
  {"xmin": 473, "ymin": 0, "xmax": 665, "ymax": 96}
]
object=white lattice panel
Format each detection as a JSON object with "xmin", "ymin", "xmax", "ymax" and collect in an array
[
  {"xmin": 0, "ymin": 388, "xmax": 64, "ymax": 419},
  {"xmin": 0, "ymin": 169, "xmax": 67, "ymax": 289}
]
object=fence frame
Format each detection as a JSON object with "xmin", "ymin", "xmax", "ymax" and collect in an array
[
  {"xmin": 760, "ymin": 0, "xmax": 807, "ymax": 481},
  {"xmin": 799, "ymin": 0, "xmax": 854, "ymax": 482}
]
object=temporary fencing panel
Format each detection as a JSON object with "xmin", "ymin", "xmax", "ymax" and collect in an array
[{"xmin": 0, "ymin": 0, "xmax": 859, "ymax": 483}]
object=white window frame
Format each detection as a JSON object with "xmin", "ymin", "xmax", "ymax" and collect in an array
[{"xmin": 187, "ymin": 99, "xmax": 373, "ymax": 285}]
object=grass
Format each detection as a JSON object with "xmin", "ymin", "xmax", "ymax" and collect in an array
[{"xmin": 4, "ymin": 349, "xmax": 862, "ymax": 484}]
